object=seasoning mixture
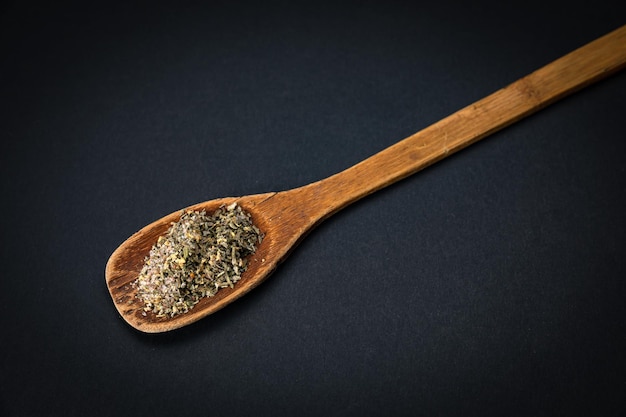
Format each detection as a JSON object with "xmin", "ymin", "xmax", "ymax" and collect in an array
[{"xmin": 134, "ymin": 203, "xmax": 263, "ymax": 317}]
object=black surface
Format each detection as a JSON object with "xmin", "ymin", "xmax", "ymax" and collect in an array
[{"xmin": 1, "ymin": 1, "xmax": 625, "ymax": 416}]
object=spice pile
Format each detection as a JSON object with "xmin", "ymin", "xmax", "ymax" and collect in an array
[{"xmin": 135, "ymin": 203, "xmax": 263, "ymax": 317}]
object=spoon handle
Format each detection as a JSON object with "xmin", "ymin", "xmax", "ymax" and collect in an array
[{"xmin": 294, "ymin": 25, "xmax": 626, "ymax": 219}]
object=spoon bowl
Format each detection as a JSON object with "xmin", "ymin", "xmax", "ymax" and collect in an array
[
  {"xmin": 106, "ymin": 25, "xmax": 626, "ymax": 332},
  {"xmin": 106, "ymin": 193, "xmax": 289, "ymax": 333}
]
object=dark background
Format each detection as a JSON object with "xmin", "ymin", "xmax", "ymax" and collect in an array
[{"xmin": 1, "ymin": 1, "xmax": 625, "ymax": 416}]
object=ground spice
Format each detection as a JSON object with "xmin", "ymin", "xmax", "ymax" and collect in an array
[{"xmin": 134, "ymin": 203, "xmax": 263, "ymax": 317}]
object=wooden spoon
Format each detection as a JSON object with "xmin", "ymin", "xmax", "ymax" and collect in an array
[{"xmin": 106, "ymin": 25, "xmax": 626, "ymax": 333}]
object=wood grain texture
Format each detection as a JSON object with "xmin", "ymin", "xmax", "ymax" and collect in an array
[{"xmin": 106, "ymin": 25, "xmax": 626, "ymax": 332}]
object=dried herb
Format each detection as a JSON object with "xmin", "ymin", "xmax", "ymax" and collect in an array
[{"xmin": 134, "ymin": 203, "xmax": 263, "ymax": 317}]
